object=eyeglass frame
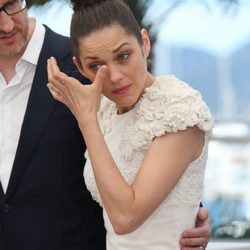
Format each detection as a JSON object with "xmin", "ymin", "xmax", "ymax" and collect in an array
[{"xmin": 0, "ymin": 0, "xmax": 26, "ymax": 16}]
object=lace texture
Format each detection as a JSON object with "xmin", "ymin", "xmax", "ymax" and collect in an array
[{"xmin": 84, "ymin": 75, "xmax": 214, "ymax": 206}]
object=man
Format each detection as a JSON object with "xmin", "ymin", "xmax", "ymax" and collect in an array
[{"xmin": 0, "ymin": 0, "xmax": 210, "ymax": 249}]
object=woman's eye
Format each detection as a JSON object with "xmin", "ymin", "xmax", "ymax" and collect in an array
[
  {"xmin": 90, "ymin": 64, "xmax": 101, "ymax": 71},
  {"xmin": 118, "ymin": 53, "xmax": 129, "ymax": 61}
]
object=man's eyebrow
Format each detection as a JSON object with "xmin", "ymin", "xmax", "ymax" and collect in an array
[{"xmin": 0, "ymin": 0, "xmax": 14, "ymax": 8}]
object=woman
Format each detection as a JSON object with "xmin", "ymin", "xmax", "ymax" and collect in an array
[{"xmin": 47, "ymin": 0, "xmax": 214, "ymax": 249}]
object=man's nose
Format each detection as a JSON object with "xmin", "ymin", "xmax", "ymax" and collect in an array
[{"xmin": 0, "ymin": 11, "xmax": 15, "ymax": 34}]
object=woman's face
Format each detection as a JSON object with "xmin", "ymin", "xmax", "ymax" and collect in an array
[{"xmin": 77, "ymin": 24, "xmax": 154, "ymax": 114}]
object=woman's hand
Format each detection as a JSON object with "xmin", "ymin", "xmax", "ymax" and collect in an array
[
  {"xmin": 180, "ymin": 207, "xmax": 211, "ymax": 250},
  {"xmin": 47, "ymin": 57, "xmax": 107, "ymax": 124}
]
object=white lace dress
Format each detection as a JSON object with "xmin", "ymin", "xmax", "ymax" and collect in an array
[{"xmin": 84, "ymin": 75, "xmax": 214, "ymax": 250}]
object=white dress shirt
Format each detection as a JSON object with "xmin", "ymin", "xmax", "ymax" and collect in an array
[{"xmin": 0, "ymin": 21, "xmax": 45, "ymax": 193}]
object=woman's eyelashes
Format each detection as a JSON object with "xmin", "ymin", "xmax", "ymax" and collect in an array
[
  {"xmin": 117, "ymin": 52, "xmax": 129, "ymax": 62},
  {"xmin": 88, "ymin": 52, "xmax": 130, "ymax": 72},
  {"xmin": 90, "ymin": 63, "xmax": 101, "ymax": 71}
]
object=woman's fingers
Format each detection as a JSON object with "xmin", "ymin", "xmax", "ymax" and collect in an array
[
  {"xmin": 47, "ymin": 83, "xmax": 65, "ymax": 103},
  {"xmin": 93, "ymin": 65, "xmax": 108, "ymax": 92},
  {"xmin": 47, "ymin": 57, "xmax": 70, "ymax": 93},
  {"xmin": 47, "ymin": 82, "xmax": 61, "ymax": 95},
  {"xmin": 47, "ymin": 56, "xmax": 104, "ymax": 118},
  {"xmin": 47, "ymin": 57, "xmax": 75, "ymax": 106},
  {"xmin": 48, "ymin": 57, "xmax": 66, "ymax": 83},
  {"xmin": 47, "ymin": 57, "xmax": 84, "ymax": 103}
]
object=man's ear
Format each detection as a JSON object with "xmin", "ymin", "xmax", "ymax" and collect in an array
[
  {"xmin": 73, "ymin": 57, "xmax": 87, "ymax": 77},
  {"xmin": 140, "ymin": 28, "xmax": 151, "ymax": 59}
]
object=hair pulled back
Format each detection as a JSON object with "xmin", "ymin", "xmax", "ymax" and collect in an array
[
  {"xmin": 70, "ymin": 0, "xmax": 142, "ymax": 64},
  {"xmin": 71, "ymin": 0, "xmax": 107, "ymax": 11}
]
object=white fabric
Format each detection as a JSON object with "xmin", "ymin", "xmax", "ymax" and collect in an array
[
  {"xmin": 0, "ymin": 21, "xmax": 45, "ymax": 193},
  {"xmin": 84, "ymin": 75, "xmax": 214, "ymax": 249}
]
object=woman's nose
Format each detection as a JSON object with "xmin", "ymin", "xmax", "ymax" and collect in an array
[{"xmin": 108, "ymin": 64, "xmax": 124, "ymax": 83}]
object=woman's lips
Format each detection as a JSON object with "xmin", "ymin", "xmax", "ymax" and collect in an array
[{"xmin": 112, "ymin": 85, "xmax": 131, "ymax": 95}]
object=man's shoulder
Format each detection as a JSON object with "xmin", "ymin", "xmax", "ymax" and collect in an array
[
  {"xmin": 44, "ymin": 25, "xmax": 68, "ymax": 37},
  {"xmin": 38, "ymin": 26, "xmax": 70, "ymax": 57},
  {"xmin": 43, "ymin": 25, "xmax": 70, "ymax": 45}
]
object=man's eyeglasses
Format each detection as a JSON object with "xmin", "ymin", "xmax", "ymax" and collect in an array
[{"xmin": 0, "ymin": 0, "xmax": 26, "ymax": 16}]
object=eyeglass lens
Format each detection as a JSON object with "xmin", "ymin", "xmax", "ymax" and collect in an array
[{"xmin": 0, "ymin": 0, "xmax": 26, "ymax": 15}]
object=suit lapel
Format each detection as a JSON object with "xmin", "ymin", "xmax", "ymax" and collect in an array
[
  {"xmin": 5, "ymin": 47, "xmax": 55, "ymax": 198},
  {"xmin": 0, "ymin": 184, "xmax": 4, "ymax": 205},
  {"xmin": 5, "ymin": 27, "xmax": 72, "ymax": 198}
]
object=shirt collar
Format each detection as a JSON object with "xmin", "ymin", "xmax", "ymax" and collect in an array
[{"xmin": 21, "ymin": 19, "xmax": 45, "ymax": 66}]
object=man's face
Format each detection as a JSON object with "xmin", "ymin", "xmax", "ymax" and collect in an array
[{"xmin": 0, "ymin": 0, "xmax": 29, "ymax": 58}]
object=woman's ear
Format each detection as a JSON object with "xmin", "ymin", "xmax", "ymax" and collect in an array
[
  {"xmin": 73, "ymin": 56, "xmax": 87, "ymax": 77},
  {"xmin": 140, "ymin": 28, "xmax": 151, "ymax": 59}
]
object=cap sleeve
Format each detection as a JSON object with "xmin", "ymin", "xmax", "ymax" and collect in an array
[{"xmin": 137, "ymin": 75, "xmax": 214, "ymax": 134}]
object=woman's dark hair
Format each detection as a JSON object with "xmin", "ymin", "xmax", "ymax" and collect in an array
[{"xmin": 70, "ymin": 0, "xmax": 143, "ymax": 64}]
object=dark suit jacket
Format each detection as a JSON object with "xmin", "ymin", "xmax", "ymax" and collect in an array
[{"xmin": 0, "ymin": 26, "xmax": 106, "ymax": 250}]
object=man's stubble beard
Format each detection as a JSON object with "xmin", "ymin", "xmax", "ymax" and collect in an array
[{"xmin": 0, "ymin": 18, "xmax": 29, "ymax": 58}]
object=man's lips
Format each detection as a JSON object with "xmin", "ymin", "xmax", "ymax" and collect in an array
[
  {"xmin": 111, "ymin": 85, "xmax": 131, "ymax": 95},
  {"xmin": 0, "ymin": 32, "xmax": 17, "ymax": 40}
]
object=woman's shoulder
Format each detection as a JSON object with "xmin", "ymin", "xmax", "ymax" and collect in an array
[
  {"xmin": 137, "ymin": 75, "xmax": 215, "ymax": 134},
  {"xmin": 144, "ymin": 75, "xmax": 203, "ymax": 104}
]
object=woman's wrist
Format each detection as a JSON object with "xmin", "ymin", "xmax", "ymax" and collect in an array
[{"xmin": 78, "ymin": 115, "xmax": 99, "ymax": 133}]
